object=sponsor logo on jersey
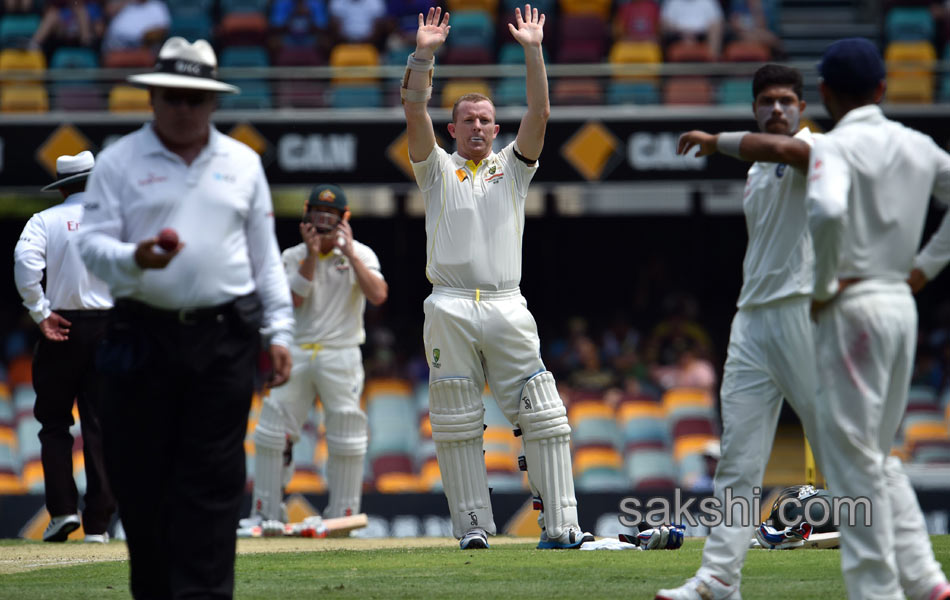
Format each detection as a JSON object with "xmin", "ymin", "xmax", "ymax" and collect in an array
[
  {"xmin": 486, "ymin": 171, "xmax": 505, "ymax": 184},
  {"xmin": 432, "ymin": 348, "xmax": 441, "ymax": 369},
  {"xmin": 67, "ymin": 221, "xmax": 79, "ymax": 231},
  {"xmin": 775, "ymin": 163, "xmax": 786, "ymax": 178},
  {"xmin": 137, "ymin": 173, "xmax": 168, "ymax": 186},
  {"xmin": 213, "ymin": 172, "xmax": 237, "ymax": 183}
]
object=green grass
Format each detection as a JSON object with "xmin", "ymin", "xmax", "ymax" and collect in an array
[{"xmin": 2, "ymin": 536, "xmax": 950, "ymax": 599}]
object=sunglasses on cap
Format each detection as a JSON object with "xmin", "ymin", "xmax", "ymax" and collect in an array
[{"xmin": 156, "ymin": 89, "xmax": 214, "ymax": 107}]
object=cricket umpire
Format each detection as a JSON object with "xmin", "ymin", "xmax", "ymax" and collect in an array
[
  {"xmin": 13, "ymin": 151, "xmax": 115, "ymax": 543},
  {"xmin": 77, "ymin": 37, "xmax": 294, "ymax": 599}
]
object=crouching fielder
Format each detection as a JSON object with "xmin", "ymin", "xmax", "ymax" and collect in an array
[
  {"xmin": 404, "ymin": 6, "xmax": 593, "ymax": 550},
  {"xmin": 244, "ymin": 184, "xmax": 387, "ymax": 527}
]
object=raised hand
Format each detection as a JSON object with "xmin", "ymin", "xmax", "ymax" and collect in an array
[
  {"xmin": 300, "ymin": 221, "xmax": 322, "ymax": 256},
  {"xmin": 677, "ymin": 130, "xmax": 717, "ymax": 157},
  {"xmin": 508, "ymin": 4, "xmax": 544, "ymax": 47},
  {"xmin": 416, "ymin": 7, "xmax": 450, "ymax": 56}
]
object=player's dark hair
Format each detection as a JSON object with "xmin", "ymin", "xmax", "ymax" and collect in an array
[{"xmin": 752, "ymin": 64, "xmax": 803, "ymax": 101}]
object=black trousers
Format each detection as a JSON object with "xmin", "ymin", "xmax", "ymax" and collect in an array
[
  {"xmin": 98, "ymin": 296, "xmax": 261, "ymax": 600},
  {"xmin": 32, "ymin": 309, "xmax": 116, "ymax": 534}
]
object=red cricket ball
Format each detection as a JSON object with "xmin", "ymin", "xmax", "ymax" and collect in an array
[{"xmin": 157, "ymin": 228, "xmax": 179, "ymax": 252}]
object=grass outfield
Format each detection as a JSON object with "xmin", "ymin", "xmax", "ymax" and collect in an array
[{"xmin": 0, "ymin": 536, "xmax": 948, "ymax": 599}]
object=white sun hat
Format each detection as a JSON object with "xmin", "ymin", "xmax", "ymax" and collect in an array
[
  {"xmin": 41, "ymin": 151, "xmax": 95, "ymax": 191},
  {"xmin": 127, "ymin": 37, "xmax": 240, "ymax": 94}
]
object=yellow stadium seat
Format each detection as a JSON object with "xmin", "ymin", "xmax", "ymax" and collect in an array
[
  {"xmin": 286, "ymin": 470, "xmax": 326, "ymax": 493},
  {"xmin": 885, "ymin": 40, "xmax": 936, "ymax": 78},
  {"xmin": 568, "ymin": 400, "xmax": 614, "ymax": 422},
  {"xmin": 673, "ymin": 434, "xmax": 717, "ymax": 462},
  {"xmin": 560, "ymin": 0, "xmax": 611, "ymax": 19},
  {"xmin": 364, "ymin": 377, "xmax": 412, "ymax": 400},
  {"xmin": 886, "ymin": 74, "xmax": 933, "ymax": 103},
  {"xmin": 441, "ymin": 79, "xmax": 492, "ymax": 108},
  {"xmin": 1, "ymin": 84, "xmax": 48, "ymax": 113},
  {"xmin": 572, "ymin": 446, "xmax": 623, "ymax": 473},
  {"xmin": 419, "ymin": 457, "xmax": 442, "ymax": 489},
  {"xmin": 608, "ymin": 40, "xmax": 662, "ymax": 81},
  {"xmin": 108, "ymin": 85, "xmax": 151, "ymax": 112},
  {"xmin": 447, "ymin": 0, "xmax": 499, "ymax": 13},
  {"xmin": 329, "ymin": 43, "xmax": 380, "ymax": 82},
  {"xmin": 376, "ymin": 472, "xmax": 424, "ymax": 493},
  {"xmin": 0, "ymin": 48, "xmax": 46, "ymax": 85},
  {"xmin": 617, "ymin": 400, "xmax": 666, "ymax": 423},
  {"xmin": 662, "ymin": 387, "xmax": 714, "ymax": 414}
]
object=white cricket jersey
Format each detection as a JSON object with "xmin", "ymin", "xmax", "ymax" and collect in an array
[
  {"xmin": 736, "ymin": 127, "xmax": 817, "ymax": 309},
  {"xmin": 282, "ymin": 241, "xmax": 383, "ymax": 347},
  {"xmin": 411, "ymin": 142, "xmax": 538, "ymax": 290},
  {"xmin": 78, "ymin": 123, "xmax": 294, "ymax": 347},
  {"xmin": 807, "ymin": 105, "xmax": 950, "ymax": 300},
  {"xmin": 13, "ymin": 192, "xmax": 113, "ymax": 323}
]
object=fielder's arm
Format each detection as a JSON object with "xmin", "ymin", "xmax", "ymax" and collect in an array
[
  {"xmin": 677, "ymin": 131, "xmax": 811, "ymax": 171},
  {"xmin": 511, "ymin": 4, "xmax": 550, "ymax": 162},
  {"xmin": 910, "ymin": 138, "xmax": 950, "ymax": 292},
  {"xmin": 404, "ymin": 7, "xmax": 450, "ymax": 163}
]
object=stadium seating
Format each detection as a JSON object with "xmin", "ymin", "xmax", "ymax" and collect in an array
[
  {"xmin": 494, "ymin": 77, "xmax": 527, "ymax": 106},
  {"xmin": 884, "ymin": 7, "xmax": 935, "ymax": 43},
  {"xmin": 497, "ymin": 42, "xmax": 550, "ymax": 65},
  {"xmin": 446, "ymin": 10, "xmax": 495, "ymax": 48},
  {"xmin": 274, "ymin": 45, "xmax": 326, "ymax": 66},
  {"xmin": 108, "ymin": 85, "xmax": 151, "ymax": 112},
  {"xmin": 366, "ymin": 379, "xmax": 417, "ymax": 483},
  {"xmin": 885, "ymin": 40, "xmax": 936, "ymax": 103},
  {"xmin": 0, "ymin": 14, "xmax": 41, "ymax": 48},
  {"xmin": 221, "ymin": 0, "xmax": 270, "ymax": 15},
  {"xmin": 1, "ymin": 84, "xmax": 49, "ymax": 113},
  {"xmin": 442, "ymin": 46, "xmax": 495, "ymax": 65},
  {"xmin": 722, "ymin": 40, "xmax": 771, "ymax": 62},
  {"xmin": 169, "ymin": 11, "xmax": 214, "ymax": 42},
  {"xmin": 606, "ymin": 81, "xmax": 659, "ymax": 104},
  {"xmin": 608, "ymin": 40, "xmax": 662, "ymax": 82},
  {"xmin": 886, "ymin": 74, "xmax": 933, "ymax": 103},
  {"xmin": 0, "ymin": 48, "xmax": 46, "ymax": 78},
  {"xmin": 218, "ymin": 13, "xmax": 269, "ymax": 47},
  {"xmin": 624, "ymin": 447, "xmax": 677, "ymax": 489},
  {"xmin": 560, "ymin": 0, "xmax": 612, "ymax": 19},
  {"xmin": 329, "ymin": 43, "xmax": 380, "ymax": 83},
  {"xmin": 502, "ymin": 0, "xmax": 555, "ymax": 17},
  {"xmin": 329, "ymin": 84, "xmax": 384, "ymax": 108},
  {"xmin": 102, "ymin": 48, "xmax": 155, "ymax": 69},
  {"xmin": 614, "ymin": 0, "xmax": 660, "ymax": 41},
  {"xmin": 665, "ymin": 40, "xmax": 714, "ymax": 63},
  {"xmin": 618, "ymin": 398, "xmax": 669, "ymax": 448},
  {"xmin": 556, "ymin": 15, "xmax": 608, "ymax": 63},
  {"xmin": 12, "ymin": 385, "xmax": 42, "ymax": 493},
  {"xmin": 441, "ymin": 79, "xmax": 492, "ymax": 108},
  {"xmin": 569, "ymin": 400, "xmax": 622, "ymax": 450},
  {"xmin": 52, "ymin": 83, "xmax": 105, "ymax": 112},
  {"xmin": 718, "ymin": 78, "xmax": 752, "ymax": 105},
  {"xmin": 50, "ymin": 47, "xmax": 99, "ymax": 69},
  {"xmin": 166, "ymin": 0, "xmax": 214, "ymax": 14},
  {"xmin": 550, "ymin": 77, "xmax": 603, "ymax": 105},
  {"xmin": 275, "ymin": 79, "xmax": 325, "ymax": 108},
  {"xmin": 220, "ymin": 80, "xmax": 272, "ymax": 109}
]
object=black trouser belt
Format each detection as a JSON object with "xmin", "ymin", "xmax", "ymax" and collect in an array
[
  {"xmin": 55, "ymin": 309, "xmax": 112, "ymax": 319},
  {"xmin": 114, "ymin": 298, "xmax": 237, "ymax": 326}
]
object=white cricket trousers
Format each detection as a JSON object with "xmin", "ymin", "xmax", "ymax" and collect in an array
[
  {"xmin": 815, "ymin": 280, "xmax": 946, "ymax": 600},
  {"xmin": 698, "ymin": 297, "xmax": 823, "ymax": 586},
  {"xmin": 423, "ymin": 286, "xmax": 545, "ymax": 422}
]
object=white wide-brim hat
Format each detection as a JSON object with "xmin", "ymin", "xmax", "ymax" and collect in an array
[
  {"xmin": 41, "ymin": 150, "xmax": 95, "ymax": 191},
  {"xmin": 127, "ymin": 37, "xmax": 239, "ymax": 94}
]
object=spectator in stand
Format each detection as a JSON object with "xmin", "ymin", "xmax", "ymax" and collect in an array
[
  {"xmin": 30, "ymin": 1, "xmax": 103, "ymax": 54},
  {"xmin": 271, "ymin": 0, "xmax": 330, "ymax": 53},
  {"xmin": 659, "ymin": 0, "xmax": 725, "ymax": 58},
  {"xmin": 644, "ymin": 293, "xmax": 712, "ymax": 368},
  {"xmin": 568, "ymin": 336, "xmax": 618, "ymax": 393},
  {"xmin": 101, "ymin": 0, "xmax": 170, "ymax": 53},
  {"xmin": 328, "ymin": 0, "xmax": 389, "ymax": 48},
  {"xmin": 727, "ymin": 0, "xmax": 782, "ymax": 58},
  {"xmin": 650, "ymin": 338, "xmax": 717, "ymax": 392}
]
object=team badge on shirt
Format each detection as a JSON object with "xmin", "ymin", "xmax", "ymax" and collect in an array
[
  {"xmin": 432, "ymin": 348, "xmax": 441, "ymax": 369},
  {"xmin": 335, "ymin": 257, "xmax": 349, "ymax": 272},
  {"xmin": 775, "ymin": 164, "xmax": 786, "ymax": 178}
]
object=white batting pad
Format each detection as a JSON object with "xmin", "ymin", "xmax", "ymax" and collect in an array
[
  {"xmin": 325, "ymin": 409, "xmax": 368, "ymax": 518},
  {"xmin": 519, "ymin": 371, "xmax": 579, "ymax": 539},
  {"xmin": 429, "ymin": 377, "xmax": 496, "ymax": 538},
  {"xmin": 251, "ymin": 423, "xmax": 286, "ymax": 522}
]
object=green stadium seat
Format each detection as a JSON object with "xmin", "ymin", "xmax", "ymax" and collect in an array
[
  {"xmin": 219, "ymin": 80, "xmax": 272, "ymax": 109},
  {"xmin": 885, "ymin": 7, "xmax": 934, "ymax": 42},
  {"xmin": 169, "ymin": 12, "xmax": 214, "ymax": 42},
  {"xmin": 447, "ymin": 10, "xmax": 494, "ymax": 48},
  {"xmin": 494, "ymin": 77, "xmax": 526, "ymax": 106},
  {"xmin": 220, "ymin": 46, "xmax": 271, "ymax": 67},
  {"xmin": 607, "ymin": 81, "xmax": 659, "ymax": 105},
  {"xmin": 329, "ymin": 84, "xmax": 383, "ymax": 108},
  {"xmin": 0, "ymin": 14, "xmax": 41, "ymax": 48},
  {"xmin": 221, "ymin": 0, "xmax": 269, "ymax": 14},
  {"xmin": 50, "ymin": 47, "xmax": 99, "ymax": 69},
  {"xmin": 718, "ymin": 78, "xmax": 752, "ymax": 105}
]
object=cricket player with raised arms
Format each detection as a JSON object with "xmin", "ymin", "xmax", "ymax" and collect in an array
[{"xmin": 402, "ymin": 5, "xmax": 594, "ymax": 550}]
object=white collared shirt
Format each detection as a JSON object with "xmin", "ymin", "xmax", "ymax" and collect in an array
[
  {"xmin": 78, "ymin": 123, "xmax": 294, "ymax": 347},
  {"xmin": 411, "ymin": 142, "xmax": 538, "ymax": 290},
  {"xmin": 807, "ymin": 105, "xmax": 950, "ymax": 300},
  {"xmin": 282, "ymin": 241, "xmax": 382, "ymax": 347},
  {"xmin": 737, "ymin": 127, "xmax": 817, "ymax": 308},
  {"xmin": 14, "ymin": 192, "xmax": 113, "ymax": 323}
]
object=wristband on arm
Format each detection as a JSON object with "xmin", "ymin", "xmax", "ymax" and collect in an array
[
  {"xmin": 716, "ymin": 131, "xmax": 747, "ymax": 159},
  {"xmin": 401, "ymin": 53, "xmax": 434, "ymax": 104}
]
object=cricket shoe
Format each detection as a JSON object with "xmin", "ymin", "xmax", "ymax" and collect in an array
[
  {"xmin": 43, "ymin": 514, "xmax": 80, "ymax": 542},
  {"xmin": 929, "ymin": 581, "xmax": 950, "ymax": 600},
  {"xmin": 655, "ymin": 575, "xmax": 741, "ymax": 600},
  {"xmin": 236, "ymin": 514, "xmax": 285, "ymax": 538},
  {"xmin": 459, "ymin": 527, "xmax": 489, "ymax": 549},
  {"xmin": 536, "ymin": 527, "xmax": 594, "ymax": 549},
  {"xmin": 84, "ymin": 532, "xmax": 109, "ymax": 544}
]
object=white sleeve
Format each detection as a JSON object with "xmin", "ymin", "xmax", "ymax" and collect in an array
[
  {"xmin": 913, "ymin": 142, "xmax": 950, "ymax": 279},
  {"xmin": 245, "ymin": 159, "xmax": 295, "ymax": 348},
  {"xmin": 76, "ymin": 153, "xmax": 143, "ymax": 295},
  {"xmin": 357, "ymin": 243, "xmax": 384, "ymax": 279},
  {"xmin": 506, "ymin": 141, "xmax": 539, "ymax": 198},
  {"xmin": 410, "ymin": 145, "xmax": 444, "ymax": 192},
  {"xmin": 806, "ymin": 136, "xmax": 850, "ymax": 302},
  {"xmin": 13, "ymin": 214, "xmax": 51, "ymax": 323}
]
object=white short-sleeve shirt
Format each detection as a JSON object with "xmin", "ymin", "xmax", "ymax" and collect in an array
[
  {"xmin": 282, "ymin": 241, "xmax": 383, "ymax": 347},
  {"xmin": 411, "ymin": 142, "xmax": 538, "ymax": 291},
  {"xmin": 737, "ymin": 127, "xmax": 817, "ymax": 308}
]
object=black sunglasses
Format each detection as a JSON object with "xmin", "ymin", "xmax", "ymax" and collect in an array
[{"xmin": 158, "ymin": 90, "xmax": 214, "ymax": 107}]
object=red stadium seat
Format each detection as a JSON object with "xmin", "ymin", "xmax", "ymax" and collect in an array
[
  {"xmin": 663, "ymin": 77, "xmax": 714, "ymax": 105},
  {"xmin": 615, "ymin": 0, "xmax": 660, "ymax": 41},
  {"xmin": 102, "ymin": 48, "xmax": 155, "ymax": 69},
  {"xmin": 551, "ymin": 77, "xmax": 604, "ymax": 105},
  {"xmin": 665, "ymin": 40, "xmax": 714, "ymax": 63},
  {"xmin": 722, "ymin": 40, "xmax": 771, "ymax": 62},
  {"xmin": 217, "ymin": 13, "xmax": 269, "ymax": 47},
  {"xmin": 273, "ymin": 45, "xmax": 326, "ymax": 66}
]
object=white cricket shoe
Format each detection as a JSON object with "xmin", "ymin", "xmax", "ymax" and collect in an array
[
  {"xmin": 43, "ymin": 514, "xmax": 80, "ymax": 542},
  {"xmin": 459, "ymin": 527, "xmax": 489, "ymax": 549},
  {"xmin": 655, "ymin": 575, "xmax": 741, "ymax": 600},
  {"xmin": 536, "ymin": 527, "xmax": 595, "ymax": 549},
  {"xmin": 84, "ymin": 532, "xmax": 109, "ymax": 544}
]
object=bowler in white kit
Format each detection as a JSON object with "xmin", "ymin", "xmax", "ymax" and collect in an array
[{"xmin": 402, "ymin": 5, "xmax": 593, "ymax": 550}]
